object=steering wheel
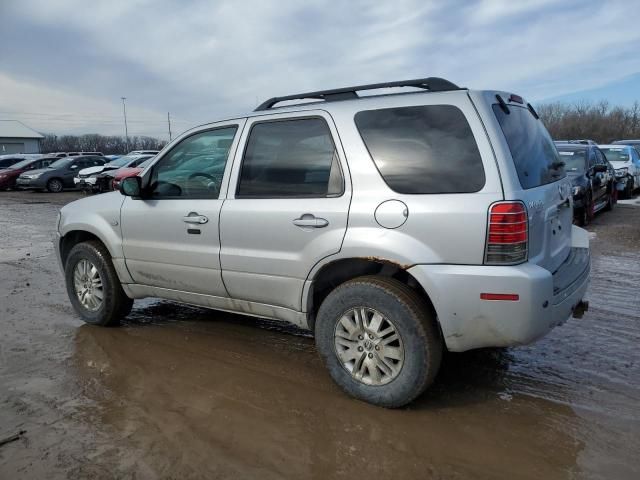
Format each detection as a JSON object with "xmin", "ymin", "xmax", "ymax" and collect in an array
[{"xmin": 185, "ymin": 172, "xmax": 219, "ymax": 196}]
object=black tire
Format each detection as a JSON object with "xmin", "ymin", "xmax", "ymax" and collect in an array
[
  {"xmin": 315, "ymin": 276, "xmax": 443, "ymax": 408},
  {"xmin": 604, "ymin": 186, "xmax": 613, "ymax": 211},
  {"xmin": 575, "ymin": 193, "xmax": 591, "ymax": 226},
  {"xmin": 64, "ymin": 240, "xmax": 133, "ymax": 326},
  {"xmin": 47, "ymin": 178, "xmax": 64, "ymax": 193}
]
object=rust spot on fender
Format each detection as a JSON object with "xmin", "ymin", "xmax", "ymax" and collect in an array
[{"xmin": 359, "ymin": 256, "xmax": 411, "ymax": 270}]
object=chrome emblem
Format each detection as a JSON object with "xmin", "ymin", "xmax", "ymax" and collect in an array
[{"xmin": 528, "ymin": 200, "xmax": 544, "ymax": 212}]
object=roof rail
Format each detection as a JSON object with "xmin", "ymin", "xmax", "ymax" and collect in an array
[{"xmin": 254, "ymin": 77, "xmax": 461, "ymax": 111}]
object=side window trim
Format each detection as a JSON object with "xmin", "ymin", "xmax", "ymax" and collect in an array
[{"xmin": 234, "ymin": 115, "xmax": 345, "ymax": 199}]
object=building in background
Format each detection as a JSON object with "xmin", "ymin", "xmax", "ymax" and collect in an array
[{"xmin": 0, "ymin": 120, "xmax": 43, "ymax": 154}]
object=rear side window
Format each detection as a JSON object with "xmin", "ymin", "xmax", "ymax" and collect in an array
[
  {"xmin": 354, "ymin": 105, "xmax": 485, "ymax": 194},
  {"xmin": 237, "ymin": 118, "xmax": 343, "ymax": 198},
  {"xmin": 492, "ymin": 104, "xmax": 564, "ymax": 189}
]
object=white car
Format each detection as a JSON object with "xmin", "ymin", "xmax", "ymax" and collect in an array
[
  {"xmin": 74, "ymin": 155, "xmax": 151, "ymax": 191},
  {"xmin": 599, "ymin": 144, "xmax": 640, "ymax": 198}
]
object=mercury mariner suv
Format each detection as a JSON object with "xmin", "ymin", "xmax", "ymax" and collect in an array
[{"xmin": 55, "ymin": 78, "xmax": 590, "ymax": 407}]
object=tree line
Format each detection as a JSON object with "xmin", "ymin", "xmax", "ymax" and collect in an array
[
  {"xmin": 536, "ymin": 101, "xmax": 640, "ymax": 143},
  {"xmin": 37, "ymin": 100, "xmax": 640, "ymax": 154},
  {"xmin": 40, "ymin": 133, "xmax": 167, "ymax": 155}
]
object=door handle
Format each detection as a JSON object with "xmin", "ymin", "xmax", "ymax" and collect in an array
[
  {"xmin": 293, "ymin": 214, "xmax": 329, "ymax": 228},
  {"xmin": 183, "ymin": 212, "xmax": 209, "ymax": 224}
]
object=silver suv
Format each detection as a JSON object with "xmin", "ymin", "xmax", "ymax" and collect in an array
[{"xmin": 55, "ymin": 78, "xmax": 590, "ymax": 407}]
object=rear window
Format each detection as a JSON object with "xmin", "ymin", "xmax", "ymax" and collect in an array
[
  {"xmin": 493, "ymin": 104, "xmax": 565, "ymax": 189},
  {"xmin": 556, "ymin": 147, "xmax": 587, "ymax": 173},
  {"xmin": 355, "ymin": 105, "xmax": 485, "ymax": 194}
]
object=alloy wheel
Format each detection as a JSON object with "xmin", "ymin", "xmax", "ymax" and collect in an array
[
  {"xmin": 73, "ymin": 259, "xmax": 104, "ymax": 311},
  {"xmin": 334, "ymin": 307, "xmax": 404, "ymax": 386}
]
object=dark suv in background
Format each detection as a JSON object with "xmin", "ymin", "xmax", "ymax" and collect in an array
[
  {"xmin": 555, "ymin": 143, "xmax": 614, "ymax": 225},
  {"xmin": 16, "ymin": 155, "xmax": 105, "ymax": 192}
]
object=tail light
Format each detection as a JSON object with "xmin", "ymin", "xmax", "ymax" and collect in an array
[{"xmin": 484, "ymin": 201, "xmax": 528, "ymax": 265}]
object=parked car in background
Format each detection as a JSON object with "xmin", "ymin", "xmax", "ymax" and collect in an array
[
  {"xmin": 17, "ymin": 155, "xmax": 105, "ymax": 192},
  {"xmin": 0, "ymin": 155, "xmax": 27, "ymax": 169},
  {"xmin": 599, "ymin": 144, "xmax": 640, "ymax": 198},
  {"xmin": 55, "ymin": 78, "xmax": 590, "ymax": 408},
  {"xmin": 612, "ymin": 139, "xmax": 640, "ymax": 153},
  {"xmin": 556, "ymin": 143, "xmax": 614, "ymax": 225},
  {"xmin": 554, "ymin": 139, "xmax": 598, "ymax": 146},
  {"xmin": 107, "ymin": 156, "xmax": 155, "ymax": 191},
  {"xmin": 104, "ymin": 154, "xmax": 123, "ymax": 161},
  {"xmin": 124, "ymin": 150, "xmax": 159, "ymax": 156},
  {"xmin": 0, "ymin": 156, "xmax": 55, "ymax": 190},
  {"xmin": 76, "ymin": 155, "xmax": 153, "ymax": 193},
  {"xmin": 0, "ymin": 154, "xmax": 43, "ymax": 169}
]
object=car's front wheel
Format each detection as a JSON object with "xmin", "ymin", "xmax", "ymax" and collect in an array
[
  {"xmin": 315, "ymin": 276, "xmax": 443, "ymax": 408},
  {"xmin": 47, "ymin": 178, "xmax": 64, "ymax": 193},
  {"xmin": 64, "ymin": 240, "xmax": 133, "ymax": 326}
]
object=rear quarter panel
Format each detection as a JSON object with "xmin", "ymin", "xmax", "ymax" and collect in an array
[{"xmin": 312, "ymin": 91, "xmax": 504, "ymax": 270}]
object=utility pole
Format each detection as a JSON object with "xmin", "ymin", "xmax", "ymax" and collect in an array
[
  {"xmin": 167, "ymin": 112, "xmax": 172, "ymax": 141},
  {"xmin": 121, "ymin": 97, "xmax": 129, "ymax": 152}
]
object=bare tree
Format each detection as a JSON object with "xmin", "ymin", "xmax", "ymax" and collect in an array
[
  {"xmin": 39, "ymin": 133, "xmax": 166, "ymax": 154},
  {"xmin": 537, "ymin": 101, "xmax": 640, "ymax": 143}
]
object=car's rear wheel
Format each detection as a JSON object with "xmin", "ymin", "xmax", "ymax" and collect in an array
[
  {"xmin": 315, "ymin": 276, "xmax": 442, "ymax": 408},
  {"xmin": 47, "ymin": 178, "xmax": 64, "ymax": 193},
  {"xmin": 64, "ymin": 240, "xmax": 133, "ymax": 326}
]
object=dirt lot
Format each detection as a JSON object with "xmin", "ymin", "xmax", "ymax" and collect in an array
[{"xmin": 1, "ymin": 190, "xmax": 639, "ymax": 479}]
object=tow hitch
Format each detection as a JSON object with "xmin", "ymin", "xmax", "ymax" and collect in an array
[{"xmin": 572, "ymin": 300, "xmax": 589, "ymax": 319}]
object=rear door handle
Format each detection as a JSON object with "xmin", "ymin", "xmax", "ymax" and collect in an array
[
  {"xmin": 183, "ymin": 212, "xmax": 208, "ymax": 224},
  {"xmin": 293, "ymin": 214, "xmax": 329, "ymax": 228}
]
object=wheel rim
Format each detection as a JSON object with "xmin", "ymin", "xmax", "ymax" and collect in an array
[
  {"xmin": 50, "ymin": 180, "xmax": 62, "ymax": 192},
  {"xmin": 73, "ymin": 259, "xmax": 104, "ymax": 311},
  {"xmin": 334, "ymin": 307, "xmax": 404, "ymax": 386}
]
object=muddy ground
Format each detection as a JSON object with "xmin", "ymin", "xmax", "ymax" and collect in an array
[{"xmin": 0, "ymin": 190, "xmax": 639, "ymax": 479}]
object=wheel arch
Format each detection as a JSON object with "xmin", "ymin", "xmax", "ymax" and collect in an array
[
  {"xmin": 304, "ymin": 257, "xmax": 440, "ymax": 334},
  {"xmin": 58, "ymin": 224, "xmax": 133, "ymax": 284}
]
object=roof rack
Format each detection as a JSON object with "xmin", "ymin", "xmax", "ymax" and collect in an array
[{"xmin": 254, "ymin": 77, "xmax": 461, "ymax": 111}]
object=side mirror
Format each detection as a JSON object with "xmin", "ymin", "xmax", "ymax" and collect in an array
[
  {"xmin": 120, "ymin": 176, "xmax": 141, "ymax": 197},
  {"xmin": 70, "ymin": 164, "xmax": 78, "ymax": 170},
  {"xmin": 594, "ymin": 165, "xmax": 607, "ymax": 173}
]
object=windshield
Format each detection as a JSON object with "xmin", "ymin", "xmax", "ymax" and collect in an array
[
  {"xmin": 493, "ymin": 104, "xmax": 565, "ymax": 189},
  {"xmin": 600, "ymin": 147, "xmax": 630, "ymax": 163},
  {"xmin": 48, "ymin": 158, "xmax": 74, "ymax": 169},
  {"xmin": 108, "ymin": 157, "xmax": 134, "ymax": 167},
  {"xmin": 8, "ymin": 158, "xmax": 36, "ymax": 170},
  {"xmin": 556, "ymin": 148, "xmax": 587, "ymax": 173}
]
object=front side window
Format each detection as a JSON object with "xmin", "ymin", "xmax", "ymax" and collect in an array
[
  {"xmin": 355, "ymin": 105, "xmax": 485, "ymax": 194},
  {"xmin": 237, "ymin": 118, "xmax": 343, "ymax": 198},
  {"xmin": 148, "ymin": 127, "xmax": 237, "ymax": 199}
]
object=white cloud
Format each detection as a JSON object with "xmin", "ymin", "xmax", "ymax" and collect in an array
[{"xmin": 1, "ymin": 0, "xmax": 639, "ymax": 135}]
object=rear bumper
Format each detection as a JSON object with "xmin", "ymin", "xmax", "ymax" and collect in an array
[{"xmin": 408, "ymin": 227, "xmax": 590, "ymax": 352}]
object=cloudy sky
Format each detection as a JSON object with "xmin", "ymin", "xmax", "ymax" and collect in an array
[{"xmin": 1, "ymin": 0, "xmax": 639, "ymax": 140}]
